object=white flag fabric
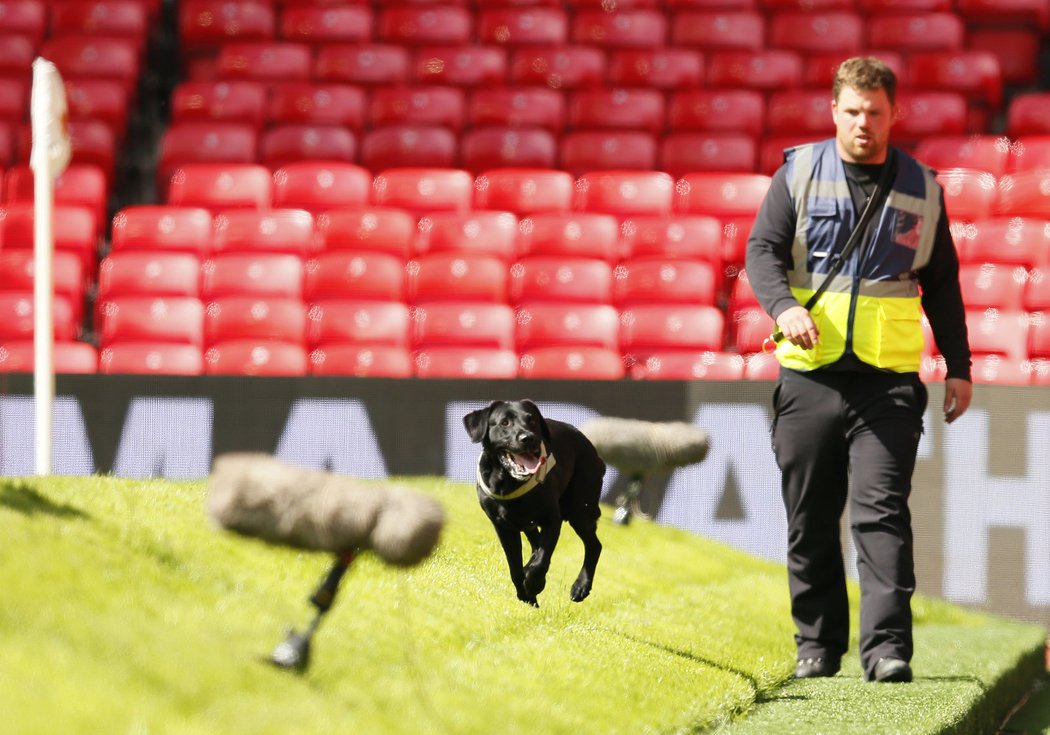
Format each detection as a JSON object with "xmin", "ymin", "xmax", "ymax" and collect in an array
[{"xmin": 30, "ymin": 57, "xmax": 72, "ymax": 181}]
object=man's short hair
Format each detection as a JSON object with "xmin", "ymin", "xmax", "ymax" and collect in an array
[{"xmin": 833, "ymin": 57, "xmax": 897, "ymax": 105}]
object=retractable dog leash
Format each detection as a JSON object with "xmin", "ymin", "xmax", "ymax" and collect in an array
[{"xmin": 763, "ymin": 151, "xmax": 898, "ymax": 353}]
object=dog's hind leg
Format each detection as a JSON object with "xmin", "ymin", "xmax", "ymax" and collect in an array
[{"xmin": 568, "ymin": 517, "xmax": 602, "ymax": 602}]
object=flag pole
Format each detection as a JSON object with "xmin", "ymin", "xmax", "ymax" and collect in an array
[{"xmin": 30, "ymin": 58, "xmax": 71, "ymax": 477}]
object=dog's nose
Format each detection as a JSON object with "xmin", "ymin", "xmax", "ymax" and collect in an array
[{"xmin": 517, "ymin": 431, "xmax": 534, "ymax": 444}]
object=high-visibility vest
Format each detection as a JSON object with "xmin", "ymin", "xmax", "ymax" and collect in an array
[{"xmin": 776, "ymin": 139, "xmax": 942, "ymax": 373}]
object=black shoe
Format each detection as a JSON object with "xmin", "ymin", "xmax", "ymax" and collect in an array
[
  {"xmin": 793, "ymin": 656, "xmax": 840, "ymax": 679},
  {"xmin": 873, "ymin": 657, "xmax": 913, "ymax": 683}
]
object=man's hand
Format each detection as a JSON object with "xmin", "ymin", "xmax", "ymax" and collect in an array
[
  {"xmin": 943, "ymin": 378, "xmax": 972, "ymax": 424},
  {"xmin": 776, "ymin": 305, "xmax": 820, "ymax": 350}
]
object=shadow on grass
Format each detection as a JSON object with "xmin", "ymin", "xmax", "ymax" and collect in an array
[{"xmin": 0, "ymin": 480, "xmax": 90, "ymax": 520}]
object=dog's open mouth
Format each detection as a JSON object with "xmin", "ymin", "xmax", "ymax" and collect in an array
[{"xmin": 499, "ymin": 450, "xmax": 542, "ymax": 480}]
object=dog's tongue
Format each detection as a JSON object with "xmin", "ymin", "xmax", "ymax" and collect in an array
[{"xmin": 513, "ymin": 451, "xmax": 542, "ymax": 473}]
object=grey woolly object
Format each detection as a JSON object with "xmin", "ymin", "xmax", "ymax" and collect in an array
[
  {"xmin": 208, "ymin": 453, "xmax": 445, "ymax": 566},
  {"xmin": 580, "ymin": 417, "xmax": 709, "ymax": 474}
]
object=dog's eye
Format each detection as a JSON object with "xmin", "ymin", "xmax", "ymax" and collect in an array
[{"xmin": 500, "ymin": 418, "xmax": 511, "ymax": 426}]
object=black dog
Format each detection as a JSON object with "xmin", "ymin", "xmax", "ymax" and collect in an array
[{"xmin": 463, "ymin": 400, "xmax": 605, "ymax": 606}]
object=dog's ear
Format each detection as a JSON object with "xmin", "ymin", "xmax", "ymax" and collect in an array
[
  {"xmin": 463, "ymin": 402, "xmax": 498, "ymax": 443},
  {"xmin": 522, "ymin": 399, "xmax": 553, "ymax": 446}
]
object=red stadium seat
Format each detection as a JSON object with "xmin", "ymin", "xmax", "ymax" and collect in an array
[
  {"xmin": 727, "ymin": 269, "xmax": 760, "ymax": 311},
  {"xmin": 303, "ymin": 251, "xmax": 406, "ymax": 301},
  {"xmin": 993, "ymin": 171, "xmax": 1050, "ymax": 218},
  {"xmin": 906, "ymin": 50, "xmax": 1003, "ymax": 110},
  {"xmin": 0, "ymin": 0, "xmax": 46, "ymax": 46},
  {"xmin": 406, "ymin": 252, "xmax": 509, "ymax": 303},
  {"xmin": 674, "ymin": 172, "xmax": 771, "ymax": 217},
  {"xmin": 376, "ymin": 5, "xmax": 472, "ymax": 45},
  {"xmin": 0, "ymin": 121, "xmax": 12, "ymax": 167},
  {"xmin": 517, "ymin": 212, "xmax": 621, "ymax": 260},
  {"xmin": 574, "ymin": 170, "xmax": 674, "ymax": 217},
  {"xmin": 966, "ymin": 27, "xmax": 1040, "ymax": 87},
  {"xmin": 857, "ymin": 0, "xmax": 951, "ymax": 10},
  {"xmin": 768, "ymin": 11, "xmax": 863, "ymax": 54},
  {"xmin": 660, "ymin": 133, "xmax": 758, "ymax": 177},
  {"xmin": 620, "ymin": 214, "xmax": 723, "ymax": 263},
  {"xmin": 204, "ymin": 339, "xmax": 308, "ymax": 375},
  {"xmin": 0, "ymin": 250, "xmax": 84, "ymax": 304},
  {"xmin": 4, "ymin": 165, "xmax": 108, "ymax": 227},
  {"xmin": 361, "ymin": 124, "xmax": 457, "ymax": 170},
  {"xmin": 957, "ymin": 262, "xmax": 1028, "ymax": 311},
  {"xmin": 509, "ymin": 46, "xmax": 606, "ymax": 89},
  {"xmin": 316, "ymin": 206, "xmax": 416, "ymax": 258},
  {"xmin": 460, "ymin": 127, "xmax": 558, "ymax": 172},
  {"xmin": 306, "ymin": 299, "xmax": 410, "ymax": 347},
  {"xmin": 97, "ymin": 252, "xmax": 202, "ymax": 301},
  {"xmin": 518, "ymin": 345, "xmax": 626, "ymax": 379},
  {"xmin": 613, "ymin": 257, "xmax": 718, "ymax": 306},
  {"xmin": 571, "ymin": 8, "xmax": 667, "ymax": 48},
  {"xmin": 0, "ymin": 202, "xmax": 99, "ymax": 273},
  {"xmin": 559, "ymin": 131, "xmax": 658, "ymax": 176},
  {"xmin": 170, "ymin": 80, "xmax": 268, "ymax": 128},
  {"xmin": 802, "ymin": 51, "xmax": 905, "ymax": 88},
  {"xmin": 372, "ymin": 167, "xmax": 474, "ymax": 214},
  {"xmin": 508, "ymin": 256, "xmax": 613, "ymax": 305},
  {"xmin": 108, "ymin": 206, "xmax": 211, "ymax": 257},
  {"xmin": 955, "ymin": 0, "xmax": 1049, "ymax": 28},
  {"xmin": 473, "ymin": 168, "xmax": 575, "ymax": 214},
  {"xmin": 514, "ymin": 303, "xmax": 621, "ymax": 350},
  {"xmin": 935, "ymin": 168, "xmax": 999, "ymax": 222},
  {"xmin": 728, "ymin": 304, "xmax": 775, "ymax": 353},
  {"xmin": 965, "ymin": 307, "xmax": 1029, "ymax": 360},
  {"xmin": 0, "ymin": 292, "xmax": 78, "ymax": 342},
  {"xmin": 259, "ymin": 125, "xmax": 358, "ymax": 169},
  {"xmin": 744, "ymin": 351, "xmax": 780, "ymax": 379},
  {"xmin": 211, "ymin": 209, "xmax": 316, "ymax": 256},
  {"xmin": 267, "ymin": 83, "xmax": 367, "ymax": 129},
  {"xmin": 1005, "ymin": 136, "xmax": 1050, "ymax": 174},
  {"xmin": 0, "ymin": 35, "xmax": 34, "ymax": 78},
  {"xmin": 961, "ymin": 217, "xmax": 1050, "ymax": 268},
  {"xmin": 969, "ymin": 354, "xmax": 1031, "ymax": 386},
  {"xmin": 165, "ymin": 163, "xmax": 273, "ymax": 211},
  {"xmin": 314, "ymin": 43, "xmax": 413, "ymax": 86},
  {"xmin": 413, "ymin": 45, "xmax": 508, "ymax": 87},
  {"xmin": 1029, "ymin": 312, "xmax": 1050, "ymax": 359},
  {"xmin": 64, "ymin": 78, "xmax": 132, "ymax": 137},
  {"xmin": 620, "ymin": 303, "xmax": 725, "ymax": 354},
  {"xmin": 667, "ymin": 89, "xmax": 765, "ymax": 136},
  {"xmin": 203, "ymin": 295, "xmax": 307, "ymax": 345},
  {"xmin": 178, "ymin": 0, "xmax": 275, "ymax": 57},
  {"xmin": 202, "ymin": 291, "xmax": 306, "ymax": 346},
  {"xmin": 0, "ymin": 77, "xmax": 27, "ymax": 123},
  {"xmin": 766, "ymin": 89, "xmax": 833, "ymax": 136},
  {"xmin": 567, "ymin": 88, "xmax": 665, "ymax": 133},
  {"xmin": 477, "ymin": 7, "xmax": 569, "ymax": 46},
  {"xmin": 369, "ymin": 86, "xmax": 466, "ymax": 131},
  {"xmin": 1006, "ymin": 92, "xmax": 1050, "ymax": 138},
  {"xmin": 271, "ymin": 161, "xmax": 372, "ymax": 214},
  {"xmin": 706, "ymin": 50, "xmax": 804, "ymax": 91},
  {"xmin": 758, "ymin": 134, "xmax": 814, "ymax": 176},
  {"xmin": 41, "ymin": 35, "xmax": 140, "ymax": 94},
  {"xmin": 214, "ymin": 41, "xmax": 312, "ymax": 83},
  {"xmin": 309, "ymin": 343, "xmax": 413, "ymax": 377},
  {"xmin": 411, "ymin": 301, "xmax": 516, "ymax": 349},
  {"xmin": 415, "ymin": 211, "xmax": 519, "ymax": 259},
  {"xmin": 96, "ymin": 296, "xmax": 205, "ymax": 347},
  {"xmin": 97, "ymin": 343, "xmax": 202, "ymax": 375},
  {"xmin": 1, "ymin": 340, "xmax": 98, "ymax": 374},
  {"xmin": 606, "ymin": 48, "xmax": 704, "ymax": 90},
  {"xmin": 1024, "ymin": 269, "xmax": 1050, "ymax": 312},
  {"xmin": 278, "ymin": 5, "xmax": 372, "ymax": 46},
  {"xmin": 671, "ymin": 11, "xmax": 764, "ymax": 50},
  {"xmin": 201, "ymin": 253, "xmax": 303, "ymax": 299},
  {"xmin": 412, "ymin": 346, "xmax": 519, "ymax": 378},
  {"xmin": 50, "ymin": 0, "xmax": 149, "ymax": 45},
  {"xmin": 467, "ymin": 87, "xmax": 565, "ymax": 132},
  {"xmin": 629, "ymin": 350, "xmax": 745, "ymax": 380},
  {"xmin": 157, "ymin": 122, "xmax": 258, "ymax": 191},
  {"xmin": 914, "ymin": 135, "xmax": 1012, "ymax": 178},
  {"xmin": 886, "ymin": 91, "xmax": 969, "ymax": 147},
  {"xmin": 866, "ymin": 12, "xmax": 964, "ymax": 51}
]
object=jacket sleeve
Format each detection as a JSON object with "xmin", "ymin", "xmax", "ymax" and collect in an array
[
  {"xmin": 918, "ymin": 199, "xmax": 972, "ymax": 382},
  {"xmin": 744, "ymin": 165, "xmax": 800, "ymax": 322}
]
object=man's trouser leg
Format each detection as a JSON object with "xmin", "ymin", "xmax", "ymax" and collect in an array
[
  {"xmin": 772, "ymin": 369, "xmax": 850, "ymax": 663},
  {"xmin": 845, "ymin": 372, "xmax": 926, "ymax": 680}
]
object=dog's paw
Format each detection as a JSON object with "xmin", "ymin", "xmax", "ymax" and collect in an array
[
  {"xmin": 523, "ymin": 568, "xmax": 547, "ymax": 598},
  {"xmin": 517, "ymin": 592, "xmax": 539, "ymax": 607},
  {"xmin": 570, "ymin": 576, "xmax": 592, "ymax": 602}
]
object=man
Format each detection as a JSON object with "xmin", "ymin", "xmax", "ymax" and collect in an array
[{"xmin": 745, "ymin": 57, "xmax": 972, "ymax": 683}]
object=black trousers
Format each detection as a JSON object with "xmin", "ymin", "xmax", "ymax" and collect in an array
[{"xmin": 771, "ymin": 367, "xmax": 927, "ymax": 680}]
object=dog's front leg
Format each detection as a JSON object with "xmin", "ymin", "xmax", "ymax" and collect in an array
[
  {"xmin": 495, "ymin": 525, "xmax": 536, "ymax": 606},
  {"xmin": 522, "ymin": 523, "xmax": 561, "ymax": 600}
]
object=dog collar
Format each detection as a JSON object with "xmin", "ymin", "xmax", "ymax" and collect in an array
[{"xmin": 476, "ymin": 444, "xmax": 557, "ymax": 501}]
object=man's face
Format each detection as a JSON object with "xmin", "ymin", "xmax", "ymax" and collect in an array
[{"xmin": 831, "ymin": 85, "xmax": 895, "ymax": 163}]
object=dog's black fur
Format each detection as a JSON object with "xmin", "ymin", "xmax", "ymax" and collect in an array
[{"xmin": 463, "ymin": 399, "xmax": 605, "ymax": 606}]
